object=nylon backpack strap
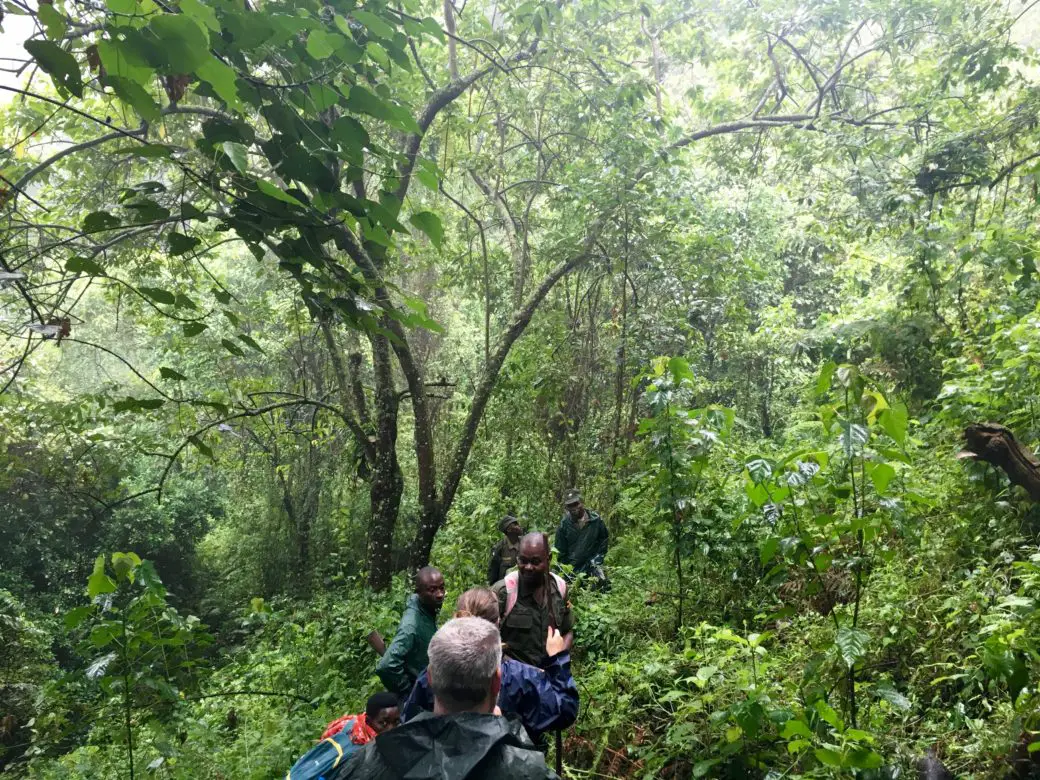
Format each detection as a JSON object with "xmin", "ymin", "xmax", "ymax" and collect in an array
[
  {"xmin": 506, "ymin": 571, "xmax": 566, "ymax": 618},
  {"xmin": 504, "ymin": 571, "xmax": 519, "ymax": 616},
  {"xmin": 551, "ymin": 572, "xmax": 568, "ymax": 599}
]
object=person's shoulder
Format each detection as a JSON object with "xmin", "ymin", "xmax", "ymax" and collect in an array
[
  {"xmin": 491, "ymin": 578, "xmax": 508, "ymax": 596},
  {"xmin": 329, "ymin": 740, "xmax": 380, "ymax": 779},
  {"xmin": 488, "ymin": 742, "xmax": 556, "ymax": 779},
  {"xmin": 398, "ymin": 595, "xmax": 422, "ymax": 623},
  {"xmin": 588, "ymin": 509, "xmax": 604, "ymax": 523}
]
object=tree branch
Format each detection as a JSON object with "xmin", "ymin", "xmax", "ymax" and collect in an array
[
  {"xmin": 13, "ymin": 127, "xmax": 145, "ymax": 193},
  {"xmin": 990, "ymin": 151, "xmax": 1040, "ymax": 189},
  {"xmin": 157, "ymin": 399, "xmax": 347, "ymax": 501},
  {"xmin": 319, "ymin": 319, "xmax": 375, "ymax": 461}
]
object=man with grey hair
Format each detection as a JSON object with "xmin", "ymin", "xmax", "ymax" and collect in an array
[{"xmin": 333, "ymin": 617, "xmax": 557, "ymax": 779}]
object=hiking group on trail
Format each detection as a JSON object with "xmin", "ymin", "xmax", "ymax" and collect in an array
[{"xmin": 285, "ymin": 489, "xmax": 609, "ymax": 779}]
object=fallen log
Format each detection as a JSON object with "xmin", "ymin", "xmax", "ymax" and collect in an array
[{"xmin": 960, "ymin": 423, "xmax": 1040, "ymax": 502}]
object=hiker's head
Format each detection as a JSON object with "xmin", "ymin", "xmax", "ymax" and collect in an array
[
  {"xmin": 518, "ymin": 532, "xmax": 550, "ymax": 588},
  {"xmin": 427, "ymin": 617, "xmax": 502, "ymax": 715},
  {"xmin": 454, "ymin": 587, "xmax": 500, "ymax": 627},
  {"xmin": 365, "ymin": 692, "xmax": 400, "ymax": 734},
  {"xmin": 499, "ymin": 514, "xmax": 523, "ymax": 543},
  {"xmin": 415, "ymin": 566, "xmax": 445, "ymax": 612},
  {"xmin": 563, "ymin": 488, "xmax": 583, "ymax": 518}
]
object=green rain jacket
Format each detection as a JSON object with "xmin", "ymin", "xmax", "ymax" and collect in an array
[
  {"xmin": 554, "ymin": 509, "xmax": 609, "ymax": 574},
  {"xmin": 375, "ymin": 594, "xmax": 437, "ymax": 697}
]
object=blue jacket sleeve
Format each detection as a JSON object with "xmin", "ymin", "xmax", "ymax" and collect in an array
[
  {"xmin": 401, "ymin": 670, "xmax": 434, "ymax": 722},
  {"xmin": 511, "ymin": 652, "xmax": 579, "ymax": 737}
]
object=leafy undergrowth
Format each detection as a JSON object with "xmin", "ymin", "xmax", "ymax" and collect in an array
[{"xmin": 16, "ymin": 460, "xmax": 1040, "ymax": 779}]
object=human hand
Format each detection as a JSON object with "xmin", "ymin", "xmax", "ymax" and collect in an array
[
  {"xmin": 493, "ymin": 705, "xmax": 502, "ymax": 716},
  {"xmin": 545, "ymin": 626, "xmax": 566, "ymax": 657}
]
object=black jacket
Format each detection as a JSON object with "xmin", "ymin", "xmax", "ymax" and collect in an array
[
  {"xmin": 555, "ymin": 509, "xmax": 608, "ymax": 573},
  {"xmin": 331, "ymin": 711, "xmax": 559, "ymax": 780}
]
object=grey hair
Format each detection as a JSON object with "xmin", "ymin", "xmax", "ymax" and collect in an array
[{"xmin": 427, "ymin": 617, "xmax": 502, "ymax": 713}]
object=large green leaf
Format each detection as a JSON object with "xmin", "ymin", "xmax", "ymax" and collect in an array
[
  {"xmin": 346, "ymin": 85, "xmax": 420, "ymax": 133},
  {"xmin": 238, "ymin": 334, "xmax": 263, "ymax": 352},
  {"xmin": 222, "ymin": 141, "xmax": 249, "ymax": 174},
  {"xmin": 25, "ymin": 40, "xmax": 83, "ymax": 97},
  {"xmin": 835, "ymin": 626, "xmax": 870, "ymax": 668},
  {"xmin": 159, "ymin": 367, "xmax": 187, "ymax": 381},
  {"xmin": 87, "ymin": 555, "xmax": 117, "ymax": 597},
  {"xmin": 780, "ymin": 719, "xmax": 812, "ymax": 739},
  {"xmin": 409, "ymin": 211, "xmax": 443, "ymax": 249},
  {"xmin": 139, "ymin": 286, "xmax": 176, "ymax": 305},
  {"xmin": 168, "ymin": 232, "xmax": 202, "ymax": 256},
  {"xmin": 256, "ymin": 179, "xmax": 304, "ymax": 206},
  {"xmin": 197, "ymin": 56, "xmax": 242, "ymax": 110},
  {"xmin": 839, "ymin": 422, "xmax": 869, "ymax": 456},
  {"xmin": 96, "ymin": 38, "xmax": 153, "ymax": 85},
  {"xmin": 332, "ymin": 115, "xmax": 370, "ymax": 163},
  {"xmin": 745, "ymin": 458, "xmax": 772, "ymax": 484},
  {"xmin": 815, "ymin": 360, "xmax": 836, "ymax": 395},
  {"xmin": 82, "ymin": 211, "xmax": 121, "ymax": 233},
  {"xmin": 867, "ymin": 461, "xmax": 896, "ymax": 495},
  {"xmin": 221, "ymin": 338, "xmax": 245, "ymax": 356},
  {"xmin": 39, "ymin": 5, "xmax": 68, "ymax": 39},
  {"xmin": 306, "ymin": 29, "xmax": 341, "ymax": 60},
  {"xmin": 879, "ymin": 403, "xmax": 908, "ymax": 445},
  {"xmin": 66, "ymin": 256, "xmax": 105, "ymax": 275},
  {"xmin": 871, "ymin": 682, "xmax": 911, "ymax": 711},
  {"xmin": 179, "ymin": 0, "xmax": 219, "ymax": 32},
  {"xmin": 106, "ymin": 75, "xmax": 161, "ymax": 121},
  {"xmin": 146, "ymin": 14, "xmax": 210, "ymax": 72},
  {"xmin": 352, "ymin": 9, "xmax": 395, "ymax": 39}
]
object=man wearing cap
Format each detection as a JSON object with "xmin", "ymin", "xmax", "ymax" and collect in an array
[
  {"xmin": 487, "ymin": 515, "xmax": 524, "ymax": 585},
  {"xmin": 555, "ymin": 489, "xmax": 609, "ymax": 584}
]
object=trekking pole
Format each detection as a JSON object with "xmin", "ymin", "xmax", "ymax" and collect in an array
[
  {"xmin": 367, "ymin": 630, "xmax": 386, "ymax": 657},
  {"xmin": 555, "ymin": 730, "xmax": 563, "ymax": 777}
]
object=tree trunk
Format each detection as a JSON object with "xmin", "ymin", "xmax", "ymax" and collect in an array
[
  {"xmin": 410, "ymin": 249, "xmax": 594, "ymax": 567},
  {"xmin": 367, "ymin": 332, "xmax": 404, "ymax": 591},
  {"xmin": 960, "ymin": 423, "xmax": 1040, "ymax": 501}
]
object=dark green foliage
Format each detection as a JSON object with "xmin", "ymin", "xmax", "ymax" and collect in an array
[{"xmin": 4, "ymin": 0, "xmax": 1040, "ymax": 776}]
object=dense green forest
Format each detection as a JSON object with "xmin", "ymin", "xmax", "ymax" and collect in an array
[{"xmin": 3, "ymin": 0, "xmax": 1040, "ymax": 775}]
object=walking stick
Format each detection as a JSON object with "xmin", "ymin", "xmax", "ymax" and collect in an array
[
  {"xmin": 555, "ymin": 730, "xmax": 563, "ymax": 776},
  {"xmin": 367, "ymin": 630, "xmax": 386, "ymax": 657}
]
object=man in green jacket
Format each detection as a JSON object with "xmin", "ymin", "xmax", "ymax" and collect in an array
[
  {"xmin": 555, "ymin": 489, "xmax": 609, "ymax": 586},
  {"xmin": 376, "ymin": 566, "xmax": 444, "ymax": 698}
]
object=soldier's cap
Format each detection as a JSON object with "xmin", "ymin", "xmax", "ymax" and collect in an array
[
  {"xmin": 499, "ymin": 514, "xmax": 520, "ymax": 532},
  {"xmin": 563, "ymin": 488, "xmax": 582, "ymax": 506}
]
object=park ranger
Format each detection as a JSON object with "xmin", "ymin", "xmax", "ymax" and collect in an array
[
  {"xmin": 493, "ymin": 533, "xmax": 573, "ymax": 669},
  {"xmin": 487, "ymin": 514, "xmax": 524, "ymax": 585}
]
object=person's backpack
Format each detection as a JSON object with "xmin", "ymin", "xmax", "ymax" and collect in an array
[
  {"xmin": 502, "ymin": 571, "xmax": 567, "ymax": 617},
  {"xmin": 285, "ymin": 725, "xmax": 360, "ymax": 780}
]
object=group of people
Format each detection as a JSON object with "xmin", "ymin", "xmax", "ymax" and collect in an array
[{"xmin": 286, "ymin": 490, "xmax": 609, "ymax": 780}]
